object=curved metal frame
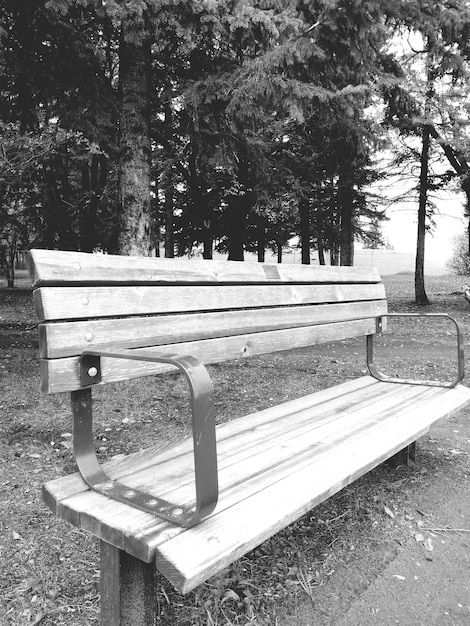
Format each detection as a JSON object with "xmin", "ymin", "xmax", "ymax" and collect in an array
[
  {"xmin": 71, "ymin": 349, "xmax": 218, "ymax": 528},
  {"xmin": 367, "ymin": 313, "xmax": 465, "ymax": 389}
]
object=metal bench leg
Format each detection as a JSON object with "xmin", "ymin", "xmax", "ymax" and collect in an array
[
  {"xmin": 100, "ymin": 541, "xmax": 157, "ymax": 626},
  {"xmin": 387, "ymin": 442, "xmax": 417, "ymax": 468}
]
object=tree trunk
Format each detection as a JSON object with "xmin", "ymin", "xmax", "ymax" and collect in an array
[
  {"xmin": 338, "ymin": 173, "xmax": 355, "ymax": 266},
  {"xmin": 300, "ymin": 200, "xmax": 310, "ymax": 264},
  {"xmin": 186, "ymin": 142, "xmax": 213, "ymax": 259},
  {"xmin": 461, "ymin": 175, "xmax": 470, "ymax": 263},
  {"xmin": 227, "ymin": 143, "xmax": 252, "ymax": 261},
  {"xmin": 81, "ymin": 154, "xmax": 107, "ymax": 252},
  {"xmin": 202, "ymin": 221, "xmax": 213, "ymax": 259},
  {"xmin": 318, "ymin": 241, "xmax": 325, "ymax": 265},
  {"xmin": 117, "ymin": 18, "xmax": 152, "ymax": 256},
  {"xmin": 330, "ymin": 242, "xmax": 339, "ymax": 266},
  {"xmin": 415, "ymin": 122, "xmax": 430, "ymax": 305},
  {"xmin": 415, "ymin": 49, "xmax": 435, "ymax": 306},
  {"xmin": 227, "ymin": 203, "xmax": 247, "ymax": 261},
  {"xmin": 257, "ymin": 219, "xmax": 265, "ymax": 262},
  {"xmin": 164, "ymin": 188, "xmax": 174, "ymax": 258},
  {"xmin": 4, "ymin": 254, "xmax": 15, "ymax": 288},
  {"xmin": 277, "ymin": 242, "xmax": 282, "ymax": 263}
]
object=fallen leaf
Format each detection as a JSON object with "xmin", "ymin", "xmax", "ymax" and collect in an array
[
  {"xmin": 393, "ymin": 575, "xmax": 406, "ymax": 580},
  {"xmin": 424, "ymin": 538, "xmax": 434, "ymax": 552},
  {"xmin": 221, "ymin": 589, "xmax": 240, "ymax": 604},
  {"xmin": 415, "ymin": 533, "xmax": 424, "ymax": 543},
  {"xmin": 384, "ymin": 505, "xmax": 395, "ymax": 519}
]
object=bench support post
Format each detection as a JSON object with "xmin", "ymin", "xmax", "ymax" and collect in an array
[
  {"xmin": 100, "ymin": 541, "xmax": 157, "ymax": 626},
  {"xmin": 387, "ymin": 442, "xmax": 417, "ymax": 468}
]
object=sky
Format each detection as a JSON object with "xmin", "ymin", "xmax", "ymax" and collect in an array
[{"xmin": 381, "ymin": 190, "xmax": 467, "ymax": 265}]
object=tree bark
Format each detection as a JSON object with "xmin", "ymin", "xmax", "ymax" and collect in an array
[
  {"xmin": 300, "ymin": 200, "xmax": 311, "ymax": 264},
  {"xmin": 81, "ymin": 154, "xmax": 107, "ymax": 252},
  {"xmin": 415, "ymin": 50, "xmax": 434, "ymax": 306},
  {"xmin": 227, "ymin": 141, "xmax": 252, "ymax": 261},
  {"xmin": 227, "ymin": 203, "xmax": 247, "ymax": 261},
  {"xmin": 330, "ymin": 242, "xmax": 339, "ymax": 266},
  {"xmin": 415, "ymin": 122, "xmax": 430, "ymax": 305},
  {"xmin": 164, "ymin": 188, "xmax": 175, "ymax": 258},
  {"xmin": 257, "ymin": 219, "xmax": 265, "ymax": 262},
  {"xmin": 202, "ymin": 221, "xmax": 213, "ymax": 260},
  {"xmin": 185, "ymin": 142, "xmax": 213, "ymax": 259},
  {"xmin": 338, "ymin": 172, "xmax": 355, "ymax": 266},
  {"xmin": 117, "ymin": 18, "xmax": 152, "ymax": 256},
  {"xmin": 318, "ymin": 241, "xmax": 325, "ymax": 265},
  {"xmin": 461, "ymin": 175, "xmax": 470, "ymax": 262}
]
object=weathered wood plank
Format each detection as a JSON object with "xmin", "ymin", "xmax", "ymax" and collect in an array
[
  {"xmin": 128, "ymin": 385, "xmax": 435, "ymax": 509},
  {"xmin": 100, "ymin": 541, "xmax": 158, "ymax": 626},
  {"xmin": 155, "ymin": 383, "xmax": 470, "ymax": 593},
  {"xmin": 28, "ymin": 248, "xmax": 382, "ymax": 288},
  {"xmin": 64, "ymin": 381, "xmax": 415, "ymax": 532},
  {"xmin": 116, "ymin": 382, "xmax": 409, "ymax": 488},
  {"xmin": 41, "ymin": 380, "xmax": 470, "ymax": 576},
  {"xmin": 39, "ymin": 318, "xmax": 378, "ymax": 393},
  {"xmin": 42, "ymin": 377, "xmax": 379, "ymax": 507},
  {"xmin": 106, "ymin": 377, "xmax": 385, "ymax": 481},
  {"xmin": 33, "ymin": 283, "xmax": 386, "ymax": 323},
  {"xmin": 39, "ymin": 300, "xmax": 388, "ymax": 358}
]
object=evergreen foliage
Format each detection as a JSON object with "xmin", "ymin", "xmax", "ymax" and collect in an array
[{"xmin": 1, "ymin": 0, "xmax": 470, "ymax": 277}]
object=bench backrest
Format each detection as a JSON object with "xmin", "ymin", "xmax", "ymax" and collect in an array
[{"xmin": 28, "ymin": 249, "xmax": 387, "ymax": 394}]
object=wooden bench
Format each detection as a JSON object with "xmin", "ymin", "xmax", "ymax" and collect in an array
[{"xmin": 28, "ymin": 249, "xmax": 470, "ymax": 625}]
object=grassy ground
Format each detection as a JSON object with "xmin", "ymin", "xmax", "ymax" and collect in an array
[{"xmin": 1, "ymin": 271, "xmax": 469, "ymax": 625}]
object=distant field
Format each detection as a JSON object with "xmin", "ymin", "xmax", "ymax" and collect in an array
[{"xmin": 241, "ymin": 248, "xmax": 448, "ymax": 276}]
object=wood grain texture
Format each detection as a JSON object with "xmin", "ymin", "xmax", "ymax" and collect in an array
[
  {"xmin": 41, "ymin": 378, "xmax": 470, "ymax": 592},
  {"xmin": 39, "ymin": 300, "xmax": 388, "ymax": 358},
  {"xmin": 155, "ymin": 382, "xmax": 470, "ymax": 592},
  {"xmin": 100, "ymin": 541, "xmax": 158, "ymax": 626},
  {"xmin": 39, "ymin": 318, "xmax": 378, "ymax": 393},
  {"xmin": 28, "ymin": 249, "xmax": 382, "ymax": 287},
  {"xmin": 33, "ymin": 283, "xmax": 386, "ymax": 322}
]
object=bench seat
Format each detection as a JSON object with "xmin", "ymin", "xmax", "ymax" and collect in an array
[{"xmin": 43, "ymin": 374, "xmax": 470, "ymax": 594}]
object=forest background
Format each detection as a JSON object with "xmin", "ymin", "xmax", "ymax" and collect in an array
[{"xmin": 2, "ymin": 0, "xmax": 470, "ymax": 304}]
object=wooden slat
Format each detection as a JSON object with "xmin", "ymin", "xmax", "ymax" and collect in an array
[
  {"xmin": 155, "ymin": 383, "xmax": 470, "ymax": 593},
  {"xmin": 39, "ymin": 300, "xmax": 388, "ymax": 358},
  {"xmin": 41, "ymin": 379, "xmax": 470, "ymax": 592},
  {"xmin": 42, "ymin": 377, "xmax": 379, "ymax": 508},
  {"xmin": 43, "ymin": 378, "xmax": 383, "ymax": 558},
  {"xmin": 51, "ymin": 381, "xmax": 419, "ymax": 559},
  {"xmin": 28, "ymin": 249, "xmax": 382, "ymax": 287},
  {"xmin": 123, "ymin": 384, "xmax": 431, "ymax": 507},
  {"xmin": 33, "ymin": 283, "xmax": 386, "ymax": 323},
  {"xmin": 39, "ymin": 318, "xmax": 378, "ymax": 393}
]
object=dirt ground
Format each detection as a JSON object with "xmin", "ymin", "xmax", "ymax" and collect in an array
[
  {"xmin": 1, "ymin": 271, "xmax": 470, "ymax": 625},
  {"xmin": 279, "ymin": 357, "xmax": 470, "ymax": 626}
]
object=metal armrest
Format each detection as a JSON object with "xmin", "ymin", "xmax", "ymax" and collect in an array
[
  {"xmin": 71, "ymin": 349, "xmax": 218, "ymax": 528},
  {"xmin": 367, "ymin": 313, "xmax": 465, "ymax": 389}
]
